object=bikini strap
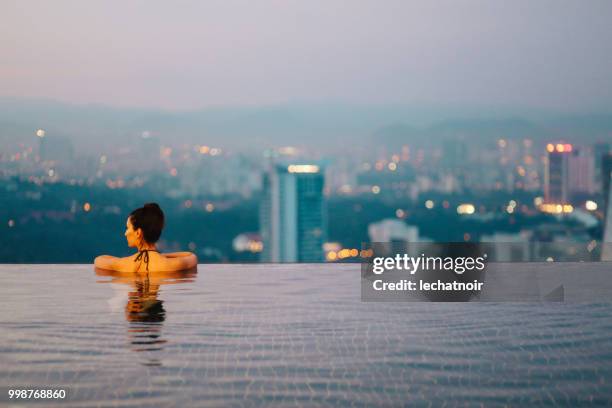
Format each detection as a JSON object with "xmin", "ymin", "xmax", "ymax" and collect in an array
[{"xmin": 134, "ymin": 249, "xmax": 159, "ymax": 271}]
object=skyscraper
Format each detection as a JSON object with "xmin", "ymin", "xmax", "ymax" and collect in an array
[
  {"xmin": 603, "ymin": 153, "xmax": 612, "ymax": 212},
  {"xmin": 594, "ymin": 142, "xmax": 610, "ymax": 192},
  {"xmin": 568, "ymin": 147, "xmax": 595, "ymax": 195},
  {"xmin": 544, "ymin": 143, "xmax": 572, "ymax": 204},
  {"xmin": 260, "ymin": 163, "xmax": 326, "ymax": 262},
  {"xmin": 602, "ymin": 158, "xmax": 612, "ymax": 261}
]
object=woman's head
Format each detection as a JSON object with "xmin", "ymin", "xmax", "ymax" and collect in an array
[{"xmin": 125, "ymin": 203, "xmax": 165, "ymax": 247}]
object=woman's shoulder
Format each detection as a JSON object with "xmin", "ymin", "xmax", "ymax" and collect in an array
[
  {"xmin": 115, "ymin": 254, "xmax": 141, "ymax": 272},
  {"xmin": 157, "ymin": 251, "xmax": 198, "ymax": 271}
]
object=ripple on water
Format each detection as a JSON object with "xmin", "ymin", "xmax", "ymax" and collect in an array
[{"xmin": 1, "ymin": 265, "xmax": 612, "ymax": 406}]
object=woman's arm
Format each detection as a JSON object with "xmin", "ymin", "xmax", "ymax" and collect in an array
[
  {"xmin": 94, "ymin": 255, "xmax": 119, "ymax": 270},
  {"xmin": 164, "ymin": 252, "xmax": 198, "ymax": 270},
  {"xmin": 94, "ymin": 254, "xmax": 137, "ymax": 272},
  {"xmin": 163, "ymin": 252, "xmax": 194, "ymax": 258}
]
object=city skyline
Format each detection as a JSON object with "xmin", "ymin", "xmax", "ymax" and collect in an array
[{"xmin": 1, "ymin": 125, "xmax": 609, "ymax": 263}]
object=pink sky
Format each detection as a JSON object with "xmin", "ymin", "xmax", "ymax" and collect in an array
[{"xmin": 2, "ymin": 0, "xmax": 612, "ymax": 111}]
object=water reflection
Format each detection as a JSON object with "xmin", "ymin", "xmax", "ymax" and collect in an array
[{"xmin": 95, "ymin": 267, "xmax": 197, "ymax": 366}]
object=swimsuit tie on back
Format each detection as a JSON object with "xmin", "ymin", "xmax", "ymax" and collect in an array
[{"xmin": 134, "ymin": 249, "xmax": 158, "ymax": 271}]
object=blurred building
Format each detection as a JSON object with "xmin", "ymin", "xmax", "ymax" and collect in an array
[
  {"xmin": 603, "ymin": 156, "xmax": 612, "ymax": 261},
  {"xmin": 568, "ymin": 147, "xmax": 595, "ymax": 195},
  {"xmin": 594, "ymin": 142, "xmax": 610, "ymax": 192},
  {"xmin": 39, "ymin": 134, "xmax": 75, "ymax": 162},
  {"xmin": 260, "ymin": 163, "xmax": 326, "ymax": 262},
  {"xmin": 603, "ymin": 153, "xmax": 612, "ymax": 214},
  {"xmin": 480, "ymin": 232, "xmax": 531, "ymax": 262},
  {"xmin": 442, "ymin": 138, "xmax": 468, "ymax": 170},
  {"xmin": 368, "ymin": 219, "xmax": 419, "ymax": 243},
  {"xmin": 368, "ymin": 219, "xmax": 421, "ymax": 257},
  {"xmin": 544, "ymin": 143, "xmax": 572, "ymax": 204}
]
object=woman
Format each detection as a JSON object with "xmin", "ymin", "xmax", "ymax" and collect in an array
[{"xmin": 94, "ymin": 203, "xmax": 197, "ymax": 272}]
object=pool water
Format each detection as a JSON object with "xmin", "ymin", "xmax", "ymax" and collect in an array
[{"xmin": 1, "ymin": 264, "xmax": 611, "ymax": 406}]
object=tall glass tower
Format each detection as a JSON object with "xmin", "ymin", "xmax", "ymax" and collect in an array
[
  {"xmin": 544, "ymin": 143, "xmax": 572, "ymax": 204},
  {"xmin": 260, "ymin": 163, "xmax": 326, "ymax": 262},
  {"xmin": 603, "ymin": 154, "xmax": 612, "ymax": 261}
]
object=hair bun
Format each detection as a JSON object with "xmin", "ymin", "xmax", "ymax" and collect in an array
[{"xmin": 144, "ymin": 203, "xmax": 161, "ymax": 210}]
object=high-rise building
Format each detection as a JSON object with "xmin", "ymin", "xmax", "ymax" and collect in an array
[
  {"xmin": 603, "ymin": 153, "xmax": 612, "ymax": 213},
  {"xmin": 594, "ymin": 142, "xmax": 610, "ymax": 192},
  {"xmin": 368, "ymin": 219, "xmax": 419, "ymax": 243},
  {"xmin": 260, "ymin": 163, "xmax": 326, "ymax": 262},
  {"xmin": 568, "ymin": 147, "xmax": 595, "ymax": 195},
  {"xmin": 544, "ymin": 143, "xmax": 572, "ymax": 204},
  {"xmin": 602, "ymin": 161, "xmax": 612, "ymax": 261},
  {"xmin": 367, "ymin": 219, "xmax": 421, "ymax": 258}
]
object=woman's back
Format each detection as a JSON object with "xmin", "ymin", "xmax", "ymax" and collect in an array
[
  {"xmin": 103, "ymin": 251, "xmax": 197, "ymax": 273},
  {"xmin": 94, "ymin": 203, "xmax": 197, "ymax": 272}
]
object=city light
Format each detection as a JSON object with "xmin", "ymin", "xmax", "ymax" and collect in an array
[
  {"xmin": 83, "ymin": 202, "xmax": 91, "ymax": 212},
  {"xmin": 585, "ymin": 200, "xmax": 598, "ymax": 211},
  {"xmin": 553, "ymin": 143, "xmax": 573, "ymax": 153},
  {"xmin": 8, "ymin": 219, "xmax": 15, "ymax": 227},
  {"xmin": 360, "ymin": 249, "xmax": 374, "ymax": 258},
  {"xmin": 287, "ymin": 164, "xmax": 319, "ymax": 173},
  {"xmin": 278, "ymin": 146, "xmax": 298, "ymax": 155},
  {"xmin": 425, "ymin": 200, "xmax": 434, "ymax": 209},
  {"xmin": 205, "ymin": 203, "xmax": 215, "ymax": 212},
  {"xmin": 35, "ymin": 129, "xmax": 45, "ymax": 138},
  {"xmin": 248, "ymin": 241, "xmax": 263, "ymax": 253},
  {"xmin": 539, "ymin": 203, "xmax": 574, "ymax": 214},
  {"xmin": 457, "ymin": 204, "xmax": 476, "ymax": 215}
]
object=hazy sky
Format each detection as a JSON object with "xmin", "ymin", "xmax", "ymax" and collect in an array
[{"xmin": 2, "ymin": 0, "xmax": 612, "ymax": 111}]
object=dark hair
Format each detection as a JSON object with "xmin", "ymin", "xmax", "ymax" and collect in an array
[{"xmin": 129, "ymin": 203, "xmax": 165, "ymax": 244}]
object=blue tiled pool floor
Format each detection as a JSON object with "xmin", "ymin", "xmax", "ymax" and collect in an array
[{"xmin": 1, "ymin": 264, "xmax": 611, "ymax": 406}]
